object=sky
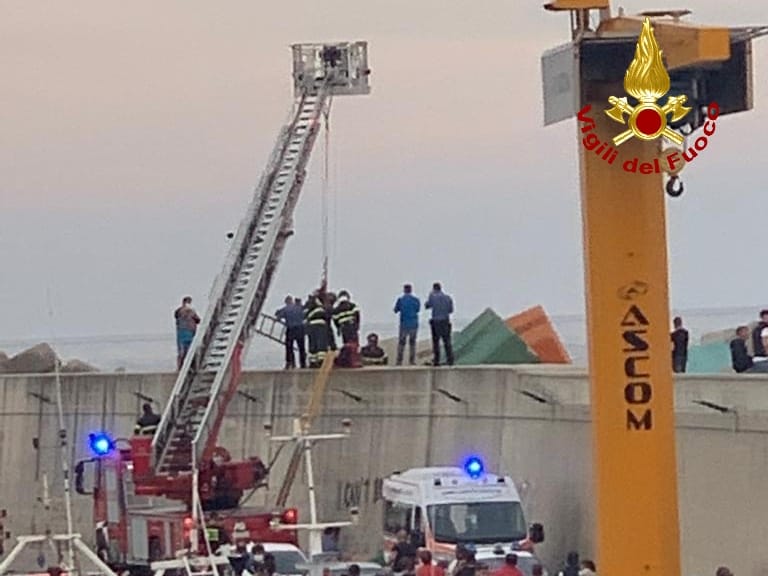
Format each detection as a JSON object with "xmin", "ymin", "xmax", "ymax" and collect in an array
[{"xmin": 1, "ymin": 1, "xmax": 768, "ymax": 342}]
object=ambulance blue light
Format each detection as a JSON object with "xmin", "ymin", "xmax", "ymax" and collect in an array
[
  {"xmin": 464, "ymin": 456, "xmax": 484, "ymax": 479},
  {"xmin": 89, "ymin": 433, "xmax": 114, "ymax": 456}
]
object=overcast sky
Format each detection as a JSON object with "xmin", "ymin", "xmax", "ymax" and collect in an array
[{"xmin": 2, "ymin": 1, "xmax": 767, "ymax": 341}]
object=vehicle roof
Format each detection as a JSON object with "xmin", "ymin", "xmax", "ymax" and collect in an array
[
  {"xmin": 261, "ymin": 543, "xmax": 306, "ymax": 553},
  {"xmin": 476, "ymin": 551, "xmax": 536, "ymax": 559},
  {"xmin": 390, "ymin": 467, "xmax": 506, "ymax": 483},
  {"xmin": 295, "ymin": 561, "xmax": 382, "ymax": 569}
]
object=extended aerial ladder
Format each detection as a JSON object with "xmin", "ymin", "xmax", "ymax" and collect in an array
[
  {"xmin": 66, "ymin": 43, "xmax": 370, "ymax": 575},
  {"xmin": 149, "ymin": 42, "xmax": 370, "ymax": 490}
]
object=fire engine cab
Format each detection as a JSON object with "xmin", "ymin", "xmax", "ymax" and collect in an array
[
  {"xmin": 381, "ymin": 459, "xmax": 544, "ymax": 566},
  {"xmin": 76, "ymin": 435, "xmax": 297, "ymax": 575}
]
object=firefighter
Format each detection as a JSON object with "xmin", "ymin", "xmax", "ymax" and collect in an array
[
  {"xmin": 133, "ymin": 403, "xmax": 160, "ymax": 435},
  {"xmin": 361, "ymin": 333, "xmax": 388, "ymax": 366},
  {"xmin": 324, "ymin": 291, "xmax": 338, "ymax": 352},
  {"xmin": 332, "ymin": 290, "xmax": 361, "ymax": 344},
  {"xmin": 305, "ymin": 295, "xmax": 329, "ymax": 368}
]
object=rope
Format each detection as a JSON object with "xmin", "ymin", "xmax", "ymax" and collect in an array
[
  {"xmin": 332, "ymin": 114, "xmax": 339, "ymax": 268},
  {"xmin": 321, "ymin": 102, "xmax": 332, "ymax": 288}
]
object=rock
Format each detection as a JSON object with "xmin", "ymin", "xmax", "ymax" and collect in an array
[
  {"xmin": 4, "ymin": 343, "xmax": 58, "ymax": 374},
  {"xmin": 61, "ymin": 359, "xmax": 99, "ymax": 373},
  {"xmin": 0, "ymin": 351, "xmax": 8, "ymax": 372}
]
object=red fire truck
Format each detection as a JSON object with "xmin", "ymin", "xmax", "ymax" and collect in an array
[{"xmin": 75, "ymin": 435, "xmax": 298, "ymax": 574}]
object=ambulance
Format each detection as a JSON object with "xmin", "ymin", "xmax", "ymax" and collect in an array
[{"xmin": 381, "ymin": 459, "xmax": 545, "ymax": 571}]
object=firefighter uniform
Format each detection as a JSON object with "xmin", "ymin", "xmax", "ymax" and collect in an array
[
  {"xmin": 305, "ymin": 297, "xmax": 329, "ymax": 367},
  {"xmin": 332, "ymin": 291, "xmax": 361, "ymax": 344},
  {"xmin": 133, "ymin": 404, "xmax": 161, "ymax": 435},
  {"xmin": 324, "ymin": 292, "xmax": 338, "ymax": 352}
]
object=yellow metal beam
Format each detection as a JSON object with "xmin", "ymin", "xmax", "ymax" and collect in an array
[
  {"xmin": 273, "ymin": 350, "xmax": 337, "ymax": 508},
  {"xmin": 302, "ymin": 350, "xmax": 337, "ymax": 431},
  {"xmin": 579, "ymin": 108, "xmax": 681, "ymax": 576},
  {"xmin": 598, "ymin": 16, "xmax": 731, "ymax": 69},
  {"xmin": 544, "ymin": 0, "xmax": 609, "ymax": 11}
]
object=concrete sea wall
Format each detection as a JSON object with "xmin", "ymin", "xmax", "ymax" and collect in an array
[{"xmin": 1, "ymin": 367, "xmax": 768, "ymax": 575}]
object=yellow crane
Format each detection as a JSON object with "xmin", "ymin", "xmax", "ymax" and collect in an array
[{"xmin": 541, "ymin": 2, "xmax": 765, "ymax": 574}]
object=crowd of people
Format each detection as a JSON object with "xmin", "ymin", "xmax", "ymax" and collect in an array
[
  {"xmin": 273, "ymin": 282, "xmax": 456, "ymax": 370},
  {"xmin": 670, "ymin": 309, "xmax": 768, "ymax": 375},
  {"xmin": 728, "ymin": 308, "xmax": 768, "ymax": 374},
  {"xmin": 384, "ymin": 530, "xmax": 595, "ymax": 576},
  {"xmin": 171, "ymin": 282, "xmax": 455, "ymax": 372}
]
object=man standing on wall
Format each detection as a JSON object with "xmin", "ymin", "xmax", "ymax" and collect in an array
[
  {"xmin": 670, "ymin": 316, "xmax": 689, "ymax": 373},
  {"xmin": 426, "ymin": 282, "xmax": 454, "ymax": 367},
  {"xmin": 394, "ymin": 283, "xmax": 420, "ymax": 365},
  {"xmin": 175, "ymin": 296, "xmax": 201, "ymax": 370},
  {"xmin": 276, "ymin": 295, "xmax": 307, "ymax": 369}
]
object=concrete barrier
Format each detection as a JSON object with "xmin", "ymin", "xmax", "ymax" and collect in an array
[{"xmin": 1, "ymin": 367, "xmax": 768, "ymax": 575}]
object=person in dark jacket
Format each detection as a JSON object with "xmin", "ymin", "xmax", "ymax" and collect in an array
[
  {"xmin": 276, "ymin": 295, "xmax": 307, "ymax": 369},
  {"xmin": 453, "ymin": 545, "xmax": 480, "ymax": 576},
  {"xmin": 134, "ymin": 403, "xmax": 161, "ymax": 435},
  {"xmin": 305, "ymin": 295, "xmax": 329, "ymax": 367},
  {"xmin": 752, "ymin": 309, "xmax": 768, "ymax": 362},
  {"xmin": 558, "ymin": 551, "xmax": 580, "ymax": 576},
  {"xmin": 361, "ymin": 333, "xmax": 388, "ymax": 365},
  {"xmin": 730, "ymin": 325, "xmax": 753, "ymax": 373},
  {"xmin": 332, "ymin": 290, "xmax": 361, "ymax": 344},
  {"xmin": 391, "ymin": 529, "xmax": 418, "ymax": 573},
  {"xmin": 323, "ymin": 291, "xmax": 338, "ymax": 352},
  {"xmin": 670, "ymin": 316, "xmax": 689, "ymax": 373},
  {"xmin": 425, "ymin": 282, "xmax": 454, "ymax": 366}
]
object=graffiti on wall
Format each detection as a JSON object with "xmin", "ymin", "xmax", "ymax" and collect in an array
[{"xmin": 336, "ymin": 477, "xmax": 384, "ymax": 510}]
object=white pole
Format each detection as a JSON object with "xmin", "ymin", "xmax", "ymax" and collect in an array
[
  {"xmin": 53, "ymin": 359, "xmax": 77, "ymax": 572},
  {"xmin": 191, "ymin": 469, "xmax": 200, "ymax": 554},
  {"xmin": 47, "ymin": 288, "xmax": 76, "ymax": 572},
  {"xmin": 302, "ymin": 439, "xmax": 322, "ymax": 557}
]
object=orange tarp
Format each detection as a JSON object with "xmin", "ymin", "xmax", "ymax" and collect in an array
[{"xmin": 506, "ymin": 305, "xmax": 571, "ymax": 364}]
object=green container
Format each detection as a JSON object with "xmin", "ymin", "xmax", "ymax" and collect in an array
[
  {"xmin": 686, "ymin": 341, "xmax": 732, "ymax": 374},
  {"xmin": 453, "ymin": 308, "xmax": 540, "ymax": 365}
]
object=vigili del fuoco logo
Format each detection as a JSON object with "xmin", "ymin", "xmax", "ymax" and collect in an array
[{"xmin": 577, "ymin": 17, "xmax": 720, "ymax": 175}]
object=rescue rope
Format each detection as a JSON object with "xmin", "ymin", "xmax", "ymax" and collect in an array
[{"xmin": 320, "ymin": 98, "xmax": 333, "ymax": 288}]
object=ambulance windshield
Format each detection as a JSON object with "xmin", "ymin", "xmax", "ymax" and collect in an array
[{"xmin": 426, "ymin": 501, "xmax": 527, "ymax": 544}]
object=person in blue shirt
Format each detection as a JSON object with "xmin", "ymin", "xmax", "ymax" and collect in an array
[
  {"xmin": 276, "ymin": 295, "xmax": 307, "ymax": 369},
  {"xmin": 174, "ymin": 296, "xmax": 201, "ymax": 370},
  {"xmin": 394, "ymin": 284, "xmax": 421, "ymax": 365},
  {"xmin": 425, "ymin": 282, "xmax": 454, "ymax": 366}
]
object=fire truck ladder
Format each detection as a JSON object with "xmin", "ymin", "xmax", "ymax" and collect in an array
[{"xmin": 151, "ymin": 42, "xmax": 370, "ymax": 479}]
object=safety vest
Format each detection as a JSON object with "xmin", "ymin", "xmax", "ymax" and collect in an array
[
  {"xmin": 206, "ymin": 527, "xmax": 219, "ymax": 540},
  {"xmin": 333, "ymin": 301, "xmax": 359, "ymax": 326},
  {"xmin": 306, "ymin": 305, "xmax": 327, "ymax": 326},
  {"xmin": 133, "ymin": 423, "xmax": 158, "ymax": 435}
]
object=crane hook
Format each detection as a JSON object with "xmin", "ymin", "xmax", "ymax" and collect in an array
[{"xmin": 666, "ymin": 175, "xmax": 684, "ymax": 198}]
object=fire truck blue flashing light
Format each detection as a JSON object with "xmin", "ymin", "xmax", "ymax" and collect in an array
[
  {"xmin": 464, "ymin": 456, "xmax": 484, "ymax": 479},
  {"xmin": 89, "ymin": 433, "xmax": 114, "ymax": 456}
]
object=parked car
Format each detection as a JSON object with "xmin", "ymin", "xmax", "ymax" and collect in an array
[
  {"xmin": 476, "ymin": 549, "xmax": 548, "ymax": 576},
  {"xmin": 295, "ymin": 560, "xmax": 385, "ymax": 576},
  {"xmin": 263, "ymin": 543, "xmax": 309, "ymax": 576}
]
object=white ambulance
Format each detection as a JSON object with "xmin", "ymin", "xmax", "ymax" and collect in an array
[{"xmin": 381, "ymin": 460, "xmax": 544, "ymax": 572}]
